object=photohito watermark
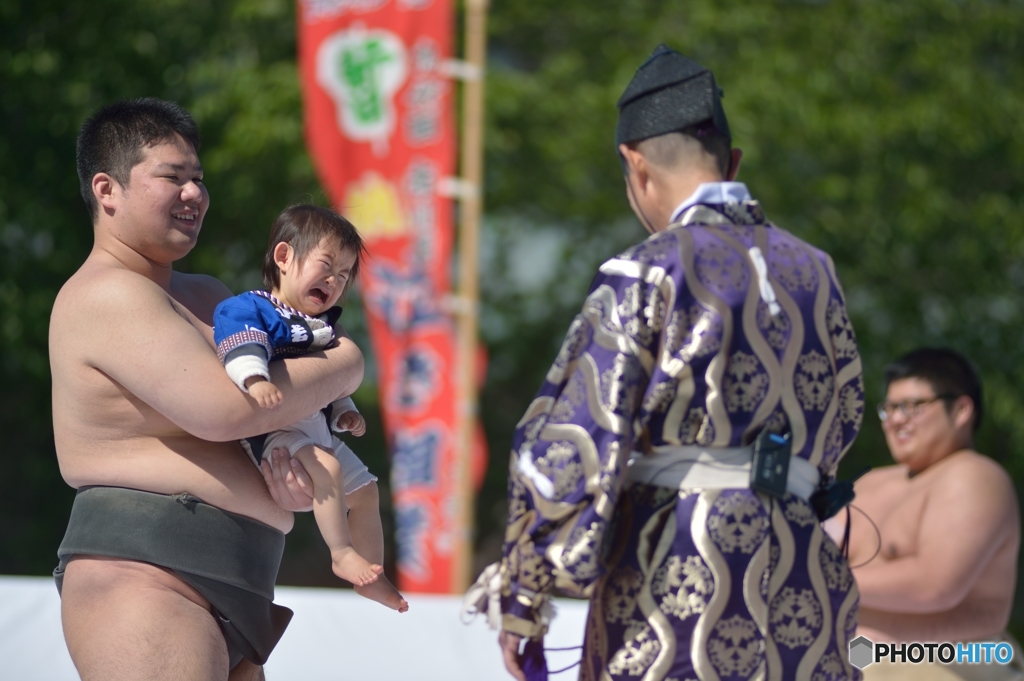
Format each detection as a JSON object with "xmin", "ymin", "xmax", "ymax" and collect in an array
[{"xmin": 849, "ymin": 636, "xmax": 1015, "ymax": 670}]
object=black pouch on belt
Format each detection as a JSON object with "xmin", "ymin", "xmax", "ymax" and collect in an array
[{"xmin": 750, "ymin": 429, "xmax": 791, "ymax": 498}]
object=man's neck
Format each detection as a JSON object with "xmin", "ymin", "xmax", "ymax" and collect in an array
[
  {"xmin": 907, "ymin": 441, "xmax": 975, "ymax": 477},
  {"xmin": 663, "ymin": 169, "xmax": 725, "ymax": 216},
  {"xmin": 667, "ymin": 182, "xmax": 753, "ymax": 230},
  {"xmin": 639, "ymin": 171, "xmax": 721, "ymax": 233},
  {"xmin": 91, "ymin": 228, "xmax": 175, "ymax": 290}
]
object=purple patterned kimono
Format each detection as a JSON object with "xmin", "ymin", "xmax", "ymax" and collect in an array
[{"xmin": 499, "ymin": 194, "xmax": 864, "ymax": 680}]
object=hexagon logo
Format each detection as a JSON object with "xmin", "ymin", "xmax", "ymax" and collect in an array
[{"xmin": 849, "ymin": 635, "xmax": 874, "ymax": 669}]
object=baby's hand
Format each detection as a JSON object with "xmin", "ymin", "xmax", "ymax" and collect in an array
[
  {"xmin": 335, "ymin": 410, "xmax": 366, "ymax": 436},
  {"xmin": 247, "ymin": 379, "xmax": 283, "ymax": 409}
]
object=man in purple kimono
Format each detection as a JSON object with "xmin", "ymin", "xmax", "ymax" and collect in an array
[{"xmin": 489, "ymin": 46, "xmax": 865, "ymax": 680}]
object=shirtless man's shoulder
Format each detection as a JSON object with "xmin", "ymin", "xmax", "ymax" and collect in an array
[
  {"xmin": 169, "ymin": 271, "xmax": 233, "ymax": 322},
  {"xmin": 928, "ymin": 451, "xmax": 1020, "ymax": 537},
  {"xmin": 932, "ymin": 449, "xmax": 1015, "ymax": 489},
  {"xmin": 856, "ymin": 465, "xmax": 909, "ymax": 491},
  {"xmin": 857, "ymin": 450, "xmax": 1014, "ymax": 499},
  {"xmin": 55, "ymin": 258, "xmax": 227, "ymax": 315},
  {"xmin": 53, "ymin": 261, "xmax": 173, "ymax": 339},
  {"xmin": 884, "ymin": 449, "xmax": 1018, "ymax": 522},
  {"xmin": 860, "ymin": 451, "xmax": 1016, "ymax": 524}
]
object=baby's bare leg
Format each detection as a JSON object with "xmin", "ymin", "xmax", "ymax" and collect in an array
[
  {"xmin": 347, "ymin": 482, "xmax": 409, "ymax": 612},
  {"xmin": 292, "ymin": 445, "xmax": 382, "ymax": 586},
  {"xmin": 347, "ymin": 482, "xmax": 384, "ymax": 562}
]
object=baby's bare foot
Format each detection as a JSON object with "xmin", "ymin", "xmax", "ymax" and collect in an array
[
  {"xmin": 331, "ymin": 547, "xmax": 383, "ymax": 586},
  {"xmin": 355, "ymin": 574, "xmax": 409, "ymax": 613}
]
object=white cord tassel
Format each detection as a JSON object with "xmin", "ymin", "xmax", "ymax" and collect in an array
[
  {"xmin": 460, "ymin": 563, "xmax": 558, "ymax": 633},
  {"xmin": 538, "ymin": 594, "xmax": 556, "ymax": 629},
  {"xmin": 748, "ymin": 246, "xmax": 781, "ymax": 316},
  {"xmin": 461, "ymin": 562, "xmax": 503, "ymax": 629}
]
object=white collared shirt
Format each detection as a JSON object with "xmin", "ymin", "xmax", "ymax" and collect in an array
[{"xmin": 668, "ymin": 182, "xmax": 752, "ymax": 224}]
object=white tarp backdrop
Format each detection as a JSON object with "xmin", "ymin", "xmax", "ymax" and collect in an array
[{"xmin": 0, "ymin": 575, "xmax": 588, "ymax": 681}]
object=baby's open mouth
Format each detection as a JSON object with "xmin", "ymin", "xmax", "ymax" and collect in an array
[{"xmin": 309, "ymin": 287, "xmax": 328, "ymax": 305}]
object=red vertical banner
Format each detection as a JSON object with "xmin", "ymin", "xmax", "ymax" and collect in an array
[{"xmin": 298, "ymin": 0, "xmax": 477, "ymax": 593}]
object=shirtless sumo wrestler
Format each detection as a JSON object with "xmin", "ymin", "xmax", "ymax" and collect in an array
[
  {"xmin": 50, "ymin": 99, "xmax": 358, "ymax": 681},
  {"xmin": 835, "ymin": 348, "xmax": 1020, "ymax": 679}
]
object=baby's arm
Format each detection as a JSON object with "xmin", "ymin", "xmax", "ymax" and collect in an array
[
  {"xmin": 246, "ymin": 376, "xmax": 283, "ymax": 408},
  {"xmin": 214, "ymin": 294, "xmax": 283, "ymax": 409},
  {"xmin": 330, "ymin": 396, "xmax": 366, "ymax": 436},
  {"xmin": 327, "ymin": 320, "xmax": 366, "ymax": 433},
  {"xmin": 222, "ymin": 345, "xmax": 282, "ymax": 409}
]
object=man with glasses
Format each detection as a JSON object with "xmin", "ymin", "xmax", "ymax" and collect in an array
[{"xmin": 841, "ymin": 347, "xmax": 1021, "ymax": 679}]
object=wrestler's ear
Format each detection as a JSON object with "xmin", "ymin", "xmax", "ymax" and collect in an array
[
  {"xmin": 92, "ymin": 172, "xmax": 119, "ymax": 215},
  {"xmin": 951, "ymin": 395, "xmax": 974, "ymax": 431},
  {"xmin": 273, "ymin": 242, "xmax": 295, "ymax": 275}
]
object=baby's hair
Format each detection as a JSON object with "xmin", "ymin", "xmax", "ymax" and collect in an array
[{"xmin": 262, "ymin": 204, "xmax": 366, "ymax": 294}]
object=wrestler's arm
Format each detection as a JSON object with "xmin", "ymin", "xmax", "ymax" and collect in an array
[
  {"xmin": 234, "ymin": 338, "xmax": 362, "ymax": 438},
  {"xmin": 852, "ymin": 456, "xmax": 1018, "ymax": 613},
  {"xmin": 83, "ymin": 271, "xmax": 363, "ymax": 442},
  {"xmin": 321, "ymin": 316, "xmax": 365, "ymax": 433}
]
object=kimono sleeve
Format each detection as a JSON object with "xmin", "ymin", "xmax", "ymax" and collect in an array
[
  {"xmin": 818, "ymin": 252, "xmax": 865, "ymax": 467},
  {"xmin": 498, "ymin": 256, "xmax": 672, "ymax": 638}
]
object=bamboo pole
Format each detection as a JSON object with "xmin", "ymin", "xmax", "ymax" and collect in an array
[{"xmin": 451, "ymin": 0, "xmax": 488, "ymax": 594}]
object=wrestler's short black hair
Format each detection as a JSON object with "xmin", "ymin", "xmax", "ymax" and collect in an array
[
  {"xmin": 883, "ymin": 347, "xmax": 984, "ymax": 432},
  {"xmin": 77, "ymin": 98, "xmax": 201, "ymax": 220},
  {"xmin": 262, "ymin": 204, "xmax": 366, "ymax": 296}
]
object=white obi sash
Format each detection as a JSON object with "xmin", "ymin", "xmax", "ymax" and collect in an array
[{"xmin": 626, "ymin": 444, "xmax": 820, "ymax": 501}]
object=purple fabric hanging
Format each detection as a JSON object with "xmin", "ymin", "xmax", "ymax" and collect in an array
[{"xmin": 522, "ymin": 637, "xmax": 548, "ymax": 681}]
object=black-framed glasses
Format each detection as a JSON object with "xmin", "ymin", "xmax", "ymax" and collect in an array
[{"xmin": 876, "ymin": 394, "xmax": 957, "ymax": 422}]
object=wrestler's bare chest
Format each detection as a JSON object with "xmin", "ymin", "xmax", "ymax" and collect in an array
[
  {"xmin": 850, "ymin": 468, "xmax": 930, "ymax": 561},
  {"xmin": 50, "ymin": 266, "xmax": 292, "ymax": 530},
  {"xmin": 53, "ymin": 273, "xmax": 216, "ymax": 445}
]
